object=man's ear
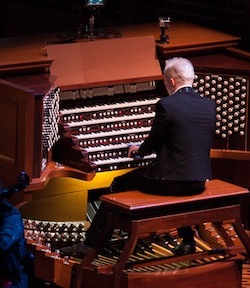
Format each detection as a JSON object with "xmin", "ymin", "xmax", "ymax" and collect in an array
[{"xmin": 170, "ymin": 77, "xmax": 175, "ymax": 88}]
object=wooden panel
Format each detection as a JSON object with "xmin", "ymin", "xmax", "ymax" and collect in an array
[
  {"xmin": 0, "ymin": 97, "xmax": 17, "ymax": 164},
  {"xmin": 122, "ymin": 261, "xmax": 242, "ymax": 288},
  {"xmin": 0, "ymin": 79, "xmax": 35, "ymax": 186}
]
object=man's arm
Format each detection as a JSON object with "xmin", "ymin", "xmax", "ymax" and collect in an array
[{"xmin": 138, "ymin": 101, "xmax": 168, "ymax": 156}]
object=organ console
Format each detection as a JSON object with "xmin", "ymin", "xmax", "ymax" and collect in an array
[{"xmin": 0, "ymin": 21, "xmax": 250, "ymax": 287}]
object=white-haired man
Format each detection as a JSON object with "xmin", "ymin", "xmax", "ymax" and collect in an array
[{"xmin": 61, "ymin": 57, "xmax": 216, "ymax": 257}]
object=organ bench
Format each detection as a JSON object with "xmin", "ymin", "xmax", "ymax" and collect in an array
[{"xmin": 74, "ymin": 179, "xmax": 250, "ymax": 288}]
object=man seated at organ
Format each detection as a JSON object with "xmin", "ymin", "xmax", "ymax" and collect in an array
[{"xmin": 60, "ymin": 57, "xmax": 216, "ymax": 257}]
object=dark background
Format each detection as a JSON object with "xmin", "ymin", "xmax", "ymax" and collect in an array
[{"xmin": 0, "ymin": 0, "xmax": 249, "ymax": 51}]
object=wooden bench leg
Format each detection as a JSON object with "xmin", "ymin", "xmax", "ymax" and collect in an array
[
  {"xmin": 113, "ymin": 222, "xmax": 139, "ymax": 288},
  {"xmin": 233, "ymin": 217, "xmax": 250, "ymax": 258},
  {"xmin": 213, "ymin": 221, "xmax": 235, "ymax": 247}
]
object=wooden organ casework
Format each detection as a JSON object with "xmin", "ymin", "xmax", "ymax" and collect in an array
[
  {"xmin": 0, "ymin": 64, "xmax": 96, "ymax": 186},
  {"xmin": 0, "ymin": 22, "xmax": 250, "ymax": 287}
]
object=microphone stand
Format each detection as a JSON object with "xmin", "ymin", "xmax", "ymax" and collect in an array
[{"xmin": 89, "ymin": 13, "xmax": 95, "ymax": 40}]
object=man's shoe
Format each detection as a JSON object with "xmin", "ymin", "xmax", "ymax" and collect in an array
[
  {"xmin": 60, "ymin": 242, "xmax": 92, "ymax": 258},
  {"xmin": 171, "ymin": 241, "xmax": 196, "ymax": 256}
]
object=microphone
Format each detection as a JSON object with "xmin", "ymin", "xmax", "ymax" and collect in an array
[{"xmin": 0, "ymin": 172, "xmax": 30, "ymax": 199}]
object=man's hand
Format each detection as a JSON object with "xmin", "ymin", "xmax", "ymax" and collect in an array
[{"xmin": 128, "ymin": 145, "xmax": 140, "ymax": 158}]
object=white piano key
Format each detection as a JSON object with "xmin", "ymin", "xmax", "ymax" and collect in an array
[
  {"xmin": 67, "ymin": 112, "xmax": 155, "ymax": 127},
  {"xmin": 75, "ymin": 127, "xmax": 151, "ymax": 140},
  {"xmin": 60, "ymin": 97, "xmax": 160, "ymax": 116},
  {"xmin": 85, "ymin": 142, "xmax": 143, "ymax": 153},
  {"xmin": 93, "ymin": 154, "xmax": 156, "ymax": 166}
]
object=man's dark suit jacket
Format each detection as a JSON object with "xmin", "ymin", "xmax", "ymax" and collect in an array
[{"xmin": 138, "ymin": 87, "xmax": 216, "ymax": 181}]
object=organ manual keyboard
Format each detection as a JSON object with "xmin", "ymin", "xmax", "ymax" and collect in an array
[{"xmin": 54, "ymin": 82, "xmax": 160, "ymax": 172}]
